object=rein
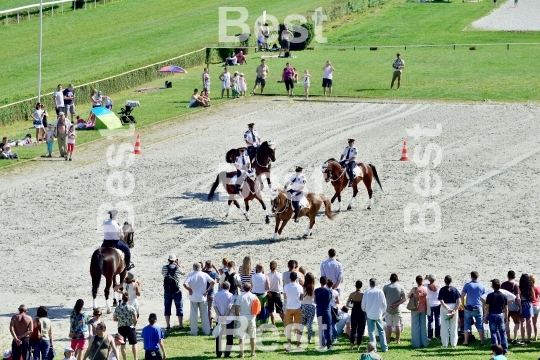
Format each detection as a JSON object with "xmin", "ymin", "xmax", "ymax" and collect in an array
[
  {"xmin": 255, "ymin": 147, "xmax": 271, "ymax": 169},
  {"xmin": 325, "ymin": 162, "xmax": 346, "ymax": 183},
  {"xmin": 273, "ymin": 197, "xmax": 289, "ymax": 214}
]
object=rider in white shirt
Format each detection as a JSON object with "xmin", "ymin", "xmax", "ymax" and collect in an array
[
  {"xmin": 340, "ymin": 139, "xmax": 358, "ymax": 188},
  {"xmin": 102, "ymin": 210, "xmax": 134, "ymax": 270},
  {"xmin": 283, "ymin": 166, "xmax": 306, "ymax": 223},
  {"xmin": 233, "ymin": 147, "xmax": 252, "ymax": 194},
  {"xmin": 244, "ymin": 123, "xmax": 261, "ymax": 161}
]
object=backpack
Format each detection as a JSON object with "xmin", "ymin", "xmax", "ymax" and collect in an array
[
  {"xmin": 251, "ymin": 297, "xmax": 261, "ymax": 315},
  {"xmin": 163, "ymin": 266, "xmax": 180, "ymax": 294},
  {"xmin": 225, "ymin": 272, "xmax": 239, "ymax": 295}
]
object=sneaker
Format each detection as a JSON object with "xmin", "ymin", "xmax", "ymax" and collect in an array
[
  {"xmin": 512, "ymin": 340, "xmax": 524, "ymax": 345},
  {"xmin": 294, "ymin": 218, "xmax": 299, "ymax": 223},
  {"xmin": 69, "ymin": 158, "xmax": 72, "ymax": 161}
]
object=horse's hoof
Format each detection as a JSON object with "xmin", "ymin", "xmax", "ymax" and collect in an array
[
  {"xmin": 367, "ymin": 207, "xmax": 371, "ymax": 210},
  {"xmin": 347, "ymin": 206, "xmax": 352, "ymax": 210},
  {"xmin": 112, "ymin": 299, "xmax": 118, "ymax": 307},
  {"xmin": 265, "ymin": 217, "xmax": 270, "ymax": 224},
  {"xmin": 245, "ymin": 217, "xmax": 250, "ymax": 221},
  {"xmin": 302, "ymin": 234, "xmax": 308, "ymax": 239},
  {"xmin": 107, "ymin": 308, "xmax": 112, "ymax": 314},
  {"xmin": 225, "ymin": 214, "xmax": 229, "ymax": 217}
]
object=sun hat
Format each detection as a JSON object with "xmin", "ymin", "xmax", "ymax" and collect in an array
[
  {"xmin": 64, "ymin": 348, "xmax": 74, "ymax": 354},
  {"xmin": 114, "ymin": 334, "xmax": 125, "ymax": 344},
  {"xmin": 126, "ymin": 272, "xmax": 135, "ymax": 281},
  {"xmin": 240, "ymin": 73, "xmax": 244, "ymax": 76},
  {"xmin": 3, "ymin": 350, "xmax": 12, "ymax": 359},
  {"xmin": 168, "ymin": 254, "xmax": 177, "ymax": 261}
]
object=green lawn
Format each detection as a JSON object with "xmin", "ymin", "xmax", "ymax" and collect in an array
[{"xmin": 0, "ymin": 0, "xmax": 43, "ymax": 11}]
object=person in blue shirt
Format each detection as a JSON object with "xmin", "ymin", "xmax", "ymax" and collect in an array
[
  {"xmin": 460, "ymin": 271, "xmax": 486, "ymax": 346},
  {"xmin": 141, "ymin": 314, "xmax": 166, "ymax": 360},
  {"xmin": 314, "ymin": 276, "xmax": 333, "ymax": 350}
]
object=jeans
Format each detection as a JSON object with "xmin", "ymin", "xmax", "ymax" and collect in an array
[
  {"xmin": 366, "ymin": 318, "xmax": 387, "ymax": 351},
  {"xmin": 464, "ymin": 308, "xmax": 484, "ymax": 332},
  {"xmin": 190, "ymin": 301, "xmax": 210, "ymax": 335},
  {"xmin": 12, "ymin": 338, "xmax": 31, "ymax": 360},
  {"xmin": 163, "ymin": 292, "xmax": 183, "ymax": 316},
  {"xmin": 317, "ymin": 312, "xmax": 332, "ymax": 348},
  {"xmin": 411, "ymin": 311, "xmax": 428, "ymax": 348},
  {"xmin": 488, "ymin": 313, "xmax": 508, "ymax": 352},
  {"xmin": 101, "ymin": 239, "xmax": 131, "ymax": 267},
  {"xmin": 33, "ymin": 339, "xmax": 50, "ymax": 360},
  {"xmin": 428, "ymin": 305, "xmax": 441, "ymax": 339}
]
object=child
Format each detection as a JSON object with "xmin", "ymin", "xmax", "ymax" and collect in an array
[
  {"xmin": 76, "ymin": 115, "xmax": 86, "ymax": 129},
  {"xmin": 108, "ymin": 334, "xmax": 125, "ymax": 360},
  {"xmin": 62, "ymin": 347, "xmax": 76, "ymax": 360},
  {"xmin": 67, "ymin": 125, "xmax": 76, "ymax": 161},
  {"xmin": 231, "ymin": 72, "xmax": 240, "ymax": 99},
  {"xmin": 219, "ymin": 67, "xmax": 231, "ymax": 99},
  {"xmin": 303, "ymin": 70, "xmax": 311, "ymax": 100},
  {"xmin": 45, "ymin": 123, "xmax": 55, "ymax": 158},
  {"xmin": 239, "ymin": 73, "xmax": 247, "ymax": 96}
]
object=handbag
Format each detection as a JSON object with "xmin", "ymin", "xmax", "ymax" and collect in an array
[
  {"xmin": 47, "ymin": 347, "xmax": 56, "ymax": 360},
  {"xmin": 406, "ymin": 287, "xmax": 419, "ymax": 311}
]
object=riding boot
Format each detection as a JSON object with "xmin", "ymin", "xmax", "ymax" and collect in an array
[
  {"xmin": 233, "ymin": 184, "xmax": 241, "ymax": 194},
  {"xmin": 127, "ymin": 263, "xmax": 135, "ymax": 270},
  {"xmin": 294, "ymin": 207, "xmax": 300, "ymax": 223}
]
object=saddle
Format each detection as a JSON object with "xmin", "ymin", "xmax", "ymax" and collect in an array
[
  {"xmin": 101, "ymin": 246, "xmax": 125, "ymax": 260},
  {"xmin": 344, "ymin": 165, "xmax": 361, "ymax": 180},
  {"xmin": 299, "ymin": 197, "xmax": 309, "ymax": 209}
]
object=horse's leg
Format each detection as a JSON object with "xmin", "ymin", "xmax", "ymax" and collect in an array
[
  {"xmin": 363, "ymin": 175, "xmax": 374, "ymax": 210},
  {"xmin": 278, "ymin": 219, "xmax": 290, "ymax": 239},
  {"xmin": 91, "ymin": 273, "xmax": 100, "ymax": 310},
  {"xmin": 256, "ymin": 197, "xmax": 270, "ymax": 224},
  {"xmin": 244, "ymin": 199, "xmax": 250, "ymax": 218},
  {"xmin": 112, "ymin": 273, "xmax": 119, "ymax": 307},
  {"xmin": 225, "ymin": 200, "xmax": 232, "ymax": 217},
  {"xmin": 348, "ymin": 179, "xmax": 360, "ymax": 210},
  {"xmin": 234, "ymin": 200, "xmax": 248, "ymax": 220},
  {"xmin": 104, "ymin": 276, "xmax": 113, "ymax": 314},
  {"xmin": 303, "ymin": 211, "xmax": 316, "ymax": 238},
  {"xmin": 337, "ymin": 192, "xmax": 342, "ymax": 212},
  {"xmin": 273, "ymin": 217, "xmax": 281, "ymax": 241}
]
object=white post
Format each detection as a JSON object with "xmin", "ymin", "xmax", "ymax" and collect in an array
[
  {"xmin": 263, "ymin": 10, "xmax": 266, "ymax": 24},
  {"xmin": 38, "ymin": 0, "xmax": 43, "ymax": 102}
]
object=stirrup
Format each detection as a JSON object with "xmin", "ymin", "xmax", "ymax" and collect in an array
[{"xmin": 126, "ymin": 263, "xmax": 135, "ymax": 270}]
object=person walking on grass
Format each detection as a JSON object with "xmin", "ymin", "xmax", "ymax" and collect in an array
[
  {"xmin": 54, "ymin": 112, "xmax": 71, "ymax": 159},
  {"xmin": 82, "ymin": 323, "xmax": 119, "ymax": 360},
  {"xmin": 141, "ymin": 313, "xmax": 166, "ymax": 360},
  {"xmin": 390, "ymin": 53, "xmax": 405, "ymax": 89},
  {"xmin": 322, "ymin": 60, "xmax": 334, "ymax": 96},
  {"xmin": 303, "ymin": 70, "xmax": 311, "ymax": 100},
  {"xmin": 113, "ymin": 292, "xmax": 138, "ymax": 360},
  {"xmin": 251, "ymin": 59, "xmax": 269, "ymax": 95},
  {"xmin": 45, "ymin": 124, "xmax": 54, "ymax": 158},
  {"xmin": 219, "ymin": 67, "xmax": 231, "ymax": 99}
]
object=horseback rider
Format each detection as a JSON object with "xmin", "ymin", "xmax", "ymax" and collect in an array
[
  {"xmin": 101, "ymin": 210, "xmax": 134, "ymax": 270},
  {"xmin": 340, "ymin": 139, "xmax": 358, "ymax": 187},
  {"xmin": 283, "ymin": 166, "xmax": 306, "ymax": 223},
  {"xmin": 233, "ymin": 147, "xmax": 252, "ymax": 194},
  {"xmin": 244, "ymin": 123, "xmax": 261, "ymax": 161}
]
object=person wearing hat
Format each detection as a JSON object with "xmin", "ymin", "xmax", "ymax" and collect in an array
[
  {"xmin": 102, "ymin": 210, "xmax": 134, "ymax": 271},
  {"xmin": 238, "ymin": 73, "xmax": 247, "ymax": 97},
  {"xmin": 10, "ymin": 304, "xmax": 33, "ymax": 360},
  {"xmin": 114, "ymin": 272, "xmax": 141, "ymax": 318},
  {"xmin": 45, "ymin": 122, "xmax": 55, "ymax": 158},
  {"xmin": 339, "ymin": 139, "xmax": 358, "ymax": 187},
  {"xmin": 53, "ymin": 111, "xmax": 71, "ymax": 159},
  {"xmin": 244, "ymin": 123, "xmax": 261, "ymax": 161},
  {"xmin": 162, "ymin": 254, "xmax": 186, "ymax": 330},
  {"xmin": 283, "ymin": 166, "xmax": 307, "ymax": 222},
  {"xmin": 63, "ymin": 347, "xmax": 76, "ymax": 360},
  {"xmin": 141, "ymin": 314, "xmax": 166, "ymax": 360},
  {"xmin": 233, "ymin": 147, "xmax": 252, "ymax": 194},
  {"xmin": 391, "ymin": 53, "xmax": 405, "ymax": 89}
]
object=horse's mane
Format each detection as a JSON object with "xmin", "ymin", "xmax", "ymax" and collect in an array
[
  {"xmin": 225, "ymin": 148, "xmax": 239, "ymax": 163},
  {"xmin": 325, "ymin": 158, "xmax": 338, "ymax": 163},
  {"xmin": 259, "ymin": 141, "xmax": 268, "ymax": 150}
]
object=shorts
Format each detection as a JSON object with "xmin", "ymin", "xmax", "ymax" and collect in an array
[
  {"xmin": 533, "ymin": 305, "xmax": 540, "ymax": 315},
  {"xmin": 281, "ymin": 39, "xmax": 290, "ymax": 50},
  {"xmin": 118, "ymin": 326, "xmax": 138, "ymax": 345},
  {"xmin": 67, "ymin": 143, "xmax": 75, "ymax": 152},
  {"xmin": 258, "ymin": 36, "xmax": 264, "ymax": 45},
  {"xmin": 144, "ymin": 349, "xmax": 162, "ymax": 360},
  {"xmin": 285, "ymin": 308, "xmax": 302, "ymax": 328},
  {"xmin": 207, "ymin": 296, "xmax": 215, "ymax": 318},
  {"xmin": 164, "ymin": 291, "xmax": 183, "ymax": 316},
  {"xmin": 521, "ymin": 301, "xmax": 533, "ymax": 319},
  {"xmin": 392, "ymin": 71, "xmax": 402, "ymax": 82},
  {"xmin": 70, "ymin": 339, "xmax": 88, "ymax": 351},
  {"xmin": 464, "ymin": 308, "xmax": 484, "ymax": 332},
  {"xmin": 65, "ymin": 104, "xmax": 76, "ymax": 114},
  {"xmin": 55, "ymin": 106, "xmax": 65, "ymax": 115},
  {"xmin": 285, "ymin": 79, "xmax": 294, "ymax": 91},
  {"xmin": 385, "ymin": 312, "xmax": 403, "ymax": 327},
  {"xmin": 304, "ymin": 82, "xmax": 310, "ymax": 88},
  {"xmin": 255, "ymin": 77, "xmax": 266, "ymax": 87},
  {"xmin": 236, "ymin": 317, "xmax": 256, "ymax": 340},
  {"xmin": 322, "ymin": 78, "xmax": 332, "ymax": 88},
  {"xmin": 267, "ymin": 292, "xmax": 284, "ymax": 314}
]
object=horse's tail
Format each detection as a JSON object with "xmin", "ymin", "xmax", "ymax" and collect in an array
[
  {"xmin": 90, "ymin": 248, "xmax": 104, "ymax": 298},
  {"xmin": 208, "ymin": 174, "xmax": 220, "ymax": 201},
  {"xmin": 321, "ymin": 194, "xmax": 335, "ymax": 221},
  {"xmin": 225, "ymin": 149, "xmax": 237, "ymax": 164},
  {"xmin": 369, "ymin": 164, "xmax": 383, "ymax": 192}
]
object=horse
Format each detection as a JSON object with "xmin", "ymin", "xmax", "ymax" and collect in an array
[
  {"xmin": 90, "ymin": 222, "xmax": 134, "ymax": 313},
  {"xmin": 208, "ymin": 170, "xmax": 270, "ymax": 224},
  {"xmin": 226, "ymin": 140, "xmax": 276, "ymax": 190},
  {"xmin": 270, "ymin": 189, "xmax": 334, "ymax": 240},
  {"xmin": 321, "ymin": 159, "xmax": 383, "ymax": 211}
]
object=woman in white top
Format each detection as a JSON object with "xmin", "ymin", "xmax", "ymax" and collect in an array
[
  {"xmin": 425, "ymin": 274, "xmax": 441, "ymax": 340},
  {"xmin": 114, "ymin": 272, "xmax": 141, "ymax": 318},
  {"xmin": 266, "ymin": 261, "xmax": 284, "ymax": 325},
  {"xmin": 303, "ymin": 70, "xmax": 311, "ymax": 100},
  {"xmin": 32, "ymin": 103, "xmax": 44, "ymax": 144},
  {"xmin": 219, "ymin": 67, "xmax": 231, "ymax": 99},
  {"xmin": 301, "ymin": 273, "xmax": 316, "ymax": 344},
  {"xmin": 251, "ymin": 263, "xmax": 269, "ymax": 295},
  {"xmin": 33, "ymin": 306, "xmax": 53, "ymax": 360}
]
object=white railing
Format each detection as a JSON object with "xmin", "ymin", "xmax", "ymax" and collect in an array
[{"xmin": 0, "ymin": 0, "xmax": 108, "ymax": 24}]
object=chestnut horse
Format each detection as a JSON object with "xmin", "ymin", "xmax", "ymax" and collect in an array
[
  {"xmin": 321, "ymin": 159, "xmax": 382, "ymax": 211},
  {"xmin": 270, "ymin": 189, "xmax": 334, "ymax": 240},
  {"xmin": 90, "ymin": 223, "xmax": 134, "ymax": 313},
  {"xmin": 208, "ymin": 170, "xmax": 270, "ymax": 224},
  {"xmin": 226, "ymin": 140, "xmax": 276, "ymax": 190}
]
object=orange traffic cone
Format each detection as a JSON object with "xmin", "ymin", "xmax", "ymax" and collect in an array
[
  {"xmin": 399, "ymin": 140, "xmax": 409, "ymax": 161},
  {"xmin": 133, "ymin": 134, "xmax": 142, "ymax": 155}
]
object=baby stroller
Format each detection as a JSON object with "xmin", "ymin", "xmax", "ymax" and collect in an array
[{"xmin": 118, "ymin": 100, "xmax": 140, "ymax": 125}]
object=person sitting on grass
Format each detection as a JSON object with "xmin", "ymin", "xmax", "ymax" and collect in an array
[
  {"xmin": 360, "ymin": 341, "xmax": 383, "ymax": 360},
  {"xmin": 226, "ymin": 53, "xmax": 237, "ymax": 66},
  {"xmin": 200, "ymin": 89, "xmax": 211, "ymax": 107},
  {"xmin": 236, "ymin": 51, "xmax": 247, "ymax": 65},
  {"xmin": 0, "ymin": 142, "xmax": 18, "ymax": 160},
  {"xmin": 189, "ymin": 89, "xmax": 209, "ymax": 108},
  {"xmin": 490, "ymin": 344, "xmax": 507, "ymax": 360}
]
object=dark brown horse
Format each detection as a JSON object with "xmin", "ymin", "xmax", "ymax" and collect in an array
[
  {"xmin": 90, "ymin": 223, "xmax": 134, "ymax": 313},
  {"xmin": 226, "ymin": 140, "xmax": 276, "ymax": 190},
  {"xmin": 208, "ymin": 170, "xmax": 270, "ymax": 224},
  {"xmin": 270, "ymin": 189, "xmax": 334, "ymax": 240},
  {"xmin": 321, "ymin": 159, "xmax": 382, "ymax": 211}
]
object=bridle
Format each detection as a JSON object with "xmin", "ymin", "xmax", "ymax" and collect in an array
[
  {"xmin": 323, "ymin": 161, "xmax": 345, "ymax": 183},
  {"xmin": 271, "ymin": 194, "xmax": 289, "ymax": 214}
]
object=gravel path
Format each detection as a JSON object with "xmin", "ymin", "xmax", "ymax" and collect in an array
[
  {"xmin": 471, "ymin": 0, "xmax": 540, "ymax": 31},
  {"xmin": 1, "ymin": 98, "xmax": 540, "ymax": 350}
]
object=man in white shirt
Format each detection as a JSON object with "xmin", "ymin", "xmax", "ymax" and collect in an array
[
  {"xmin": 320, "ymin": 248, "xmax": 343, "ymax": 294},
  {"xmin": 235, "ymin": 283, "xmax": 257, "ymax": 358},
  {"xmin": 183, "ymin": 263, "xmax": 216, "ymax": 336},
  {"xmin": 266, "ymin": 261, "xmax": 284, "ymax": 325},
  {"xmin": 244, "ymin": 123, "xmax": 261, "ymax": 161},
  {"xmin": 283, "ymin": 272, "xmax": 303, "ymax": 351},
  {"xmin": 322, "ymin": 60, "xmax": 335, "ymax": 96},
  {"xmin": 101, "ymin": 210, "xmax": 133, "ymax": 271},
  {"xmin": 361, "ymin": 278, "xmax": 388, "ymax": 352},
  {"xmin": 52, "ymin": 84, "xmax": 65, "ymax": 115}
]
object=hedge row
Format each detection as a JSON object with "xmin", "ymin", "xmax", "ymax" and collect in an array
[
  {"xmin": 326, "ymin": 0, "xmax": 390, "ymax": 21},
  {"xmin": 0, "ymin": 48, "xmax": 206, "ymax": 126}
]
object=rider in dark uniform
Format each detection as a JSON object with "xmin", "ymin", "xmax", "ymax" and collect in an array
[
  {"xmin": 101, "ymin": 210, "xmax": 134, "ymax": 270},
  {"xmin": 340, "ymin": 139, "xmax": 358, "ymax": 187}
]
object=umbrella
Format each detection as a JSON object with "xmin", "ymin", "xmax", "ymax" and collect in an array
[
  {"xmin": 158, "ymin": 65, "xmax": 186, "ymax": 73},
  {"xmin": 481, "ymin": 289, "xmax": 516, "ymax": 301}
]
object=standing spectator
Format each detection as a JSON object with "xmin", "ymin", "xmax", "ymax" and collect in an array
[
  {"xmin": 322, "ymin": 60, "xmax": 335, "ymax": 96},
  {"xmin": 282, "ymin": 63, "xmax": 295, "ymax": 96},
  {"xmin": 202, "ymin": 260, "xmax": 220, "ymax": 331},
  {"xmin": 63, "ymin": 84, "xmax": 76, "ymax": 122},
  {"xmin": 501, "ymin": 270, "xmax": 521, "ymax": 345},
  {"xmin": 238, "ymin": 73, "xmax": 247, "ymax": 97},
  {"xmin": 303, "ymin": 70, "xmax": 311, "ymax": 100},
  {"xmin": 40, "ymin": 103, "xmax": 49, "ymax": 128},
  {"xmin": 256, "ymin": 22, "xmax": 264, "ymax": 51},
  {"xmin": 113, "ymin": 292, "xmax": 137, "ymax": 360},
  {"xmin": 390, "ymin": 53, "xmax": 405, "ymax": 89},
  {"xmin": 361, "ymin": 278, "xmax": 388, "ymax": 352},
  {"xmin": 183, "ymin": 262, "xmax": 216, "ymax": 336},
  {"xmin": 320, "ymin": 248, "xmax": 343, "ymax": 294},
  {"xmin": 251, "ymin": 263, "xmax": 269, "ymax": 325},
  {"xmin": 219, "ymin": 67, "xmax": 231, "ymax": 99},
  {"xmin": 327, "ymin": 279, "xmax": 340, "ymax": 343},
  {"xmin": 32, "ymin": 103, "xmax": 44, "ymax": 144},
  {"xmin": 408, "ymin": 275, "xmax": 428, "ymax": 349},
  {"xmin": 279, "ymin": 26, "xmax": 293, "ymax": 57},
  {"xmin": 519, "ymin": 273, "xmax": 534, "ymax": 343},
  {"xmin": 87, "ymin": 308, "xmax": 104, "ymax": 337},
  {"xmin": 235, "ymin": 283, "xmax": 257, "ymax": 358},
  {"xmin": 251, "ymin": 59, "xmax": 269, "ymax": 95},
  {"xmin": 66, "ymin": 124, "xmax": 76, "ymax": 161},
  {"xmin": 114, "ymin": 272, "xmax": 141, "ymax": 319},
  {"xmin": 54, "ymin": 112, "xmax": 71, "ymax": 159},
  {"xmin": 202, "ymin": 68, "xmax": 210, "ymax": 95},
  {"xmin": 484, "ymin": 279, "xmax": 508, "ymax": 354},
  {"xmin": 267, "ymin": 260, "xmax": 284, "ymax": 325},
  {"xmin": 301, "ymin": 273, "xmax": 316, "ymax": 345},
  {"xmin": 238, "ymin": 256, "xmax": 255, "ymax": 292},
  {"xmin": 82, "ymin": 323, "xmax": 119, "ymax": 360},
  {"xmin": 32, "ymin": 306, "xmax": 53, "ymax": 360},
  {"xmin": 383, "ymin": 273, "xmax": 406, "ymax": 345},
  {"xmin": 10, "ymin": 304, "xmax": 33, "ymax": 360},
  {"xmin": 162, "ymin": 254, "xmax": 185, "ymax": 330},
  {"xmin": 141, "ymin": 314, "xmax": 166, "ymax": 360},
  {"xmin": 314, "ymin": 276, "xmax": 333, "ymax": 350},
  {"xmin": 461, "ymin": 271, "xmax": 486, "ymax": 346},
  {"xmin": 53, "ymin": 84, "xmax": 65, "ymax": 115},
  {"xmin": 425, "ymin": 274, "xmax": 441, "ymax": 341},
  {"xmin": 219, "ymin": 261, "xmax": 241, "ymax": 299},
  {"xmin": 530, "ymin": 274, "xmax": 540, "ymax": 340},
  {"xmin": 231, "ymin": 71, "xmax": 240, "ymax": 99},
  {"xmin": 45, "ymin": 124, "xmax": 54, "ymax": 158},
  {"xmin": 213, "ymin": 282, "xmax": 234, "ymax": 358},
  {"xmin": 360, "ymin": 341, "xmax": 382, "ymax": 360},
  {"xmin": 347, "ymin": 280, "xmax": 366, "ymax": 350},
  {"xmin": 438, "ymin": 275, "xmax": 461, "ymax": 348},
  {"xmin": 283, "ymin": 272, "xmax": 303, "ymax": 351},
  {"xmin": 69, "ymin": 300, "xmax": 89, "ymax": 360}
]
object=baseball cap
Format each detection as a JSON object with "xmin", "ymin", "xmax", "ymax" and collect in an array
[
  {"xmin": 64, "ymin": 348, "xmax": 74, "ymax": 354},
  {"xmin": 168, "ymin": 254, "xmax": 177, "ymax": 261}
]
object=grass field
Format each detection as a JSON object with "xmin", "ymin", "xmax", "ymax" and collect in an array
[{"xmin": 0, "ymin": 0, "xmax": 43, "ymax": 11}]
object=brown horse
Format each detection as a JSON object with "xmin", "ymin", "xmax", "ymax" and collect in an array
[
  {"xmin": 90, "ymin": 223, "xmax": 134, "ymax": 313},
  {"xmin": 321, "ymin": 159, "xmax": 382, "ymax": 211},
  {"xmin": 208, "ymin": 170, "xmax": 270, "ymax": 224},
  {"xmin": 226, "ymin": 140, "xmax": 276, "ymax": 190},
  {"xmin": 270, "ymin": 189, "xmax": 334, "ymax": 240}
]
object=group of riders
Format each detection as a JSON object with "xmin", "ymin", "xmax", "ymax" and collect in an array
[{"xmin": 234, "ymin": 122, "xmax": 359, "ymax": 222}]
